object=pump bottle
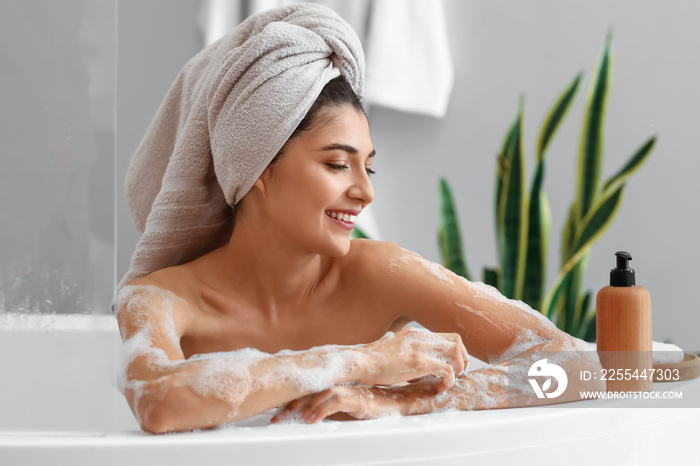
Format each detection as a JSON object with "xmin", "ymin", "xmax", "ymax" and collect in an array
[{"xmin": 596, "ymin": 251, "xmax": 653, "ymax": 392}]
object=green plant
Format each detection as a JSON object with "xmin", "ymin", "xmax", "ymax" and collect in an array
[
  {"xmin": 438, "ymin": 33, "xmax": 656, "ymax": 341},
  {"xmin": 351, "ymin": 225, "xmax": 369, "ymax": 239}
]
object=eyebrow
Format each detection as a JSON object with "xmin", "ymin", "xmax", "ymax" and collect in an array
[{"xmin": 319, "ymin": 143, "xmax": 375, "ymax": 159}]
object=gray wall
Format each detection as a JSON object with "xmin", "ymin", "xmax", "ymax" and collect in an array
[
  {"xmin": 0, "ymin": 0, "xmax": 115, "ymax": 313},
  {"xmin": 116, "ymin": 1, "xmax": 699, "ymax": 349}
]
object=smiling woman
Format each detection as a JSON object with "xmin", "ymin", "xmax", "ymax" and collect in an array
[
  {"xmin": 115, "ymin": 3, "xmax": 602, "ymax": 434},
  {"xmin": 238, "ymin": 80, "xmax": 376, "ymax": 258}
]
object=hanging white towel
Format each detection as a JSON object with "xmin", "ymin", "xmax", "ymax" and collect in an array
[{"xmin": 364, "ymin": 0, "xmax": 454, "ymax": 118}]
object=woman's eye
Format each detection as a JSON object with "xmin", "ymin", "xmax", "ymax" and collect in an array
[{"xmin": 326, "ymin": 163, "xmax": 375, "ymax": 176}]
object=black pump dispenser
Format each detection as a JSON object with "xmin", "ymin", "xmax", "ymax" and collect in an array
[{"xmin": 610, "ymin": 251, "xmax": 636, "ymax": 287}]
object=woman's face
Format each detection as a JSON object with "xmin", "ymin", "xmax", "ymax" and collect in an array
[{"xmin": 258, "ymin": 104, "xmax": 375, "ymax": 257}]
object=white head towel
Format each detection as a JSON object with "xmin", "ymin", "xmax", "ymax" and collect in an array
[{"xmin": 116, "ymin": 4, "xmax": 365, "ymax": 305}]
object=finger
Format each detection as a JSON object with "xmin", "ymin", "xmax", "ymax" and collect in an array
[
  {"xmin": 309, "ymin": 393, "xmax": 366, "ymax": 423},
  {"xmin": 456, "ymin": 336, "xmax": 469, "ymax": 373},
  {"xmin": 440, "ymin": 333, "xmax": 468, "ymax": 376},
  {"xmin": 434, "ymin": 362, "xmax": 456, "ymax": 393},
  {"xmin": 271, "ymin": 394, "xmax": 314, "ymax": 423},
  {"xmin": 282, "ymin": 394, "xmax": 313, "ymax": 414},
  {"xmin": 301, "ymin": 387, "xmax": 350, "ymax": 421},
  {"xmin": 306, "ymin": 397, "xmax": 342, "ymax": 423},
  {"xmin": 453, "ymin": 341, "xmax": 468, "ymax": 376}
]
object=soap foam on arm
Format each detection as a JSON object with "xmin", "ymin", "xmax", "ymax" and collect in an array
[
  {"xmin": 384, "ymin": 245, "xmax": 580, "ymax": 363},
  {"xmin": 377, "ymin": 243, "xmax": 605, "ymax": 412},
  {"xmin": 116, "ymin": 285, "xmax": 370, "ymax": 433}
]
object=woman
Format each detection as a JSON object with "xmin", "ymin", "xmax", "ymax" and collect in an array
[{"xmin": 117, "ymin": 4, "xmax": 600, "ymax": 434}]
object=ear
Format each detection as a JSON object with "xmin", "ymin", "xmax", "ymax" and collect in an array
[{"xmin": 252, "ymin": 175, "xmax": 267, "ymax": 197}]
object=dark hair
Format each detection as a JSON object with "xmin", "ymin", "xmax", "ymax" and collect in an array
[{"xmin": 270, "ymin": 75, "xmax": 364, "ymax": 166}]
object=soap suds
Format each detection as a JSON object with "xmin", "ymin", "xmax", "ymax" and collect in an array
[
  {"xmin": 116, "ymin": 285, "xmax": 374, "ymax": 425},
  {"xmin": 388, "ymin": 248, "xmax": 455, "ymax": 286},
  {"xmin": 460, "ymin": 278, "xmax": 559, "ymax": 330},
  {"xmin": 383, "ymin": 250, "xmax": 605, "ymax": 414},
  {"xmin": 185, "ymin": 345, "xmax": 367, "ymax": 419},
  {"xmin": 412, "ymin": 364, "xmax": 510, "ymax": 414},
  {"xmin": 115, "ymin": 271, "xmax": 602, "ymax": 427},
  {"xmin": 397, "ymin": 327, "xmax": 457, "ymax": 363},
  {"xmin": 116, "ymin": 284, "xmax": 185, "ymax": 348}
]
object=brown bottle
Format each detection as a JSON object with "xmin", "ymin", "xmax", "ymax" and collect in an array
[{"xmin": 596, "ymin": 251, "xmax": 653, "ymax": 392}]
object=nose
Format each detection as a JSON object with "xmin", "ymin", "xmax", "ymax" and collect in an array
[{"xmin": 347, "ymin": 169, "xmax": 375, "ymax": 207}]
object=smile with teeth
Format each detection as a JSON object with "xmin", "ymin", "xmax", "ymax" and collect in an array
[{"xmin": 325, "ymin": 211, "xmax": 357, "ymax": 223}]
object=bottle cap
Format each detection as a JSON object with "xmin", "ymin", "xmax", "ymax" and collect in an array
[{"xmin": 610, "ymin": 251, "xmax": 636, "ymax": 287}]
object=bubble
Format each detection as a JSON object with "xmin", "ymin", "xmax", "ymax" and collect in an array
[
  {"xmin": 388, "ymin": 248, "xmax": 454, "ymax": 286},
  {"xmin": 116, "ymin": 284, "xmax": 371, "ymax": 425}
]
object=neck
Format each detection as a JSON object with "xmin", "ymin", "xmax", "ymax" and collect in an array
[{"xmin": 200, "ymin": 217, "xmax": 332, "ymax": 319}]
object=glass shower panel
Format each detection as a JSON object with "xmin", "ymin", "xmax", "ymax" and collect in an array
[{"xmin": 0, "ymin": 0, "xmax": 116, "ymax": 314}]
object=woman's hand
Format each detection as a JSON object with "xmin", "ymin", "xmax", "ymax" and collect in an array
[
  {"xmin": 358, "ymin": 327, "xmax": 469, "ymax": 393},
  {"xmin": 269, "ymin": 385, "xmax": 394, "ymax": 424},
  {"xmin": 270, "ymin": 376, "xmax": 446, "ymax": 424}
]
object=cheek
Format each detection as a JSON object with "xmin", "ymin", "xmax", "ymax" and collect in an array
[
  {"xmin": 268, "ymin": 165, "xmax": 344, "ymax": 222},
  {"xmin": 297, "ymin": 170, "xmax": 340, "ymax": 206}
]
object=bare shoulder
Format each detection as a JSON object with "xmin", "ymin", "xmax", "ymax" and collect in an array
[
  {"xmin": 344, "ymin": 238, "xmax": 469, "ymax": 310},
  {"xmin": 116, "ymin": 267, "xmax": 195, "ymax": 340},
  {"xmin": 341, "ymin": 238, "xmax": 429, "ymax": 291},
  {"xmin": 346, "ymin": 239, "xmax": 432, "ymax": 276},
  {"xmin": 344, "ymin": 239, "xmax": 408, "ymax": 273}
]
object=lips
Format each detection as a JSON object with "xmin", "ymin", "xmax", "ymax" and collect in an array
[
  {"xmin": 325, "ymin": 210, "xmax": 357, "ymax": 223},
  {"xmin": 325, "ymin": 209, "xmax": 359, "ymax": 231}
]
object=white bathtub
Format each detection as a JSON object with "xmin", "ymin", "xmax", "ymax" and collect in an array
[{"xmin": 1, "ymin": 314, "xmax": 698, "ymax": 465}]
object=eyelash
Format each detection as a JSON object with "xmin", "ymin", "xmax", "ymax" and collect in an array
[{"xmin": 327, "ymin": 163, "xmax": 376, "ymax": 176}]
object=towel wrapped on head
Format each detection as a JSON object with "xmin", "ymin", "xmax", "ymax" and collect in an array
[{"xmin": 116, "ymin": 3, "xmax": 365, "ymax": 305}]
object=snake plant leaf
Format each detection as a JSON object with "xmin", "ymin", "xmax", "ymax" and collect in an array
[
  {"xmin": 565, "ymin": 252, "xmax": 589, "ymax": 334},
  {"xmin": 537, "ymin": 73, "xmax": 583, "ymax": 161},
  {"xmin": 523, "ymin": 72, "xmax": 583, "ymax": 311},
  {"xmin": 577, "ymin": 32, "xmax": 613, "ymax": 219},
  {"xmin": 578, "ymin": 307, "xmax": 596, "ymax": 341},
  {"xmin": 559, "ymin": 183, "xmax": 626, "ymax": 332},
  {"xmin": 438, "ymin": 227, "xmax": 449, "ymax": 270},
  {"xmin": 499, "ymin": 103, "xmax": 528, "ymax": 300},
  {"xmin": 575, "ymin": 292, "xmax": 594, "ymax": 340},
  {"xmin": 351, "ymin": 225, "xmax": 370, "ymax": 239},
  {"xmin": 542, "ymin": 184, "xmax": 625, "ymax": 317},
  {"xmin": 560, "ymin": 202, "xmax": 578, "ymax": 266},
  {"xmin": 575, "ymin": 184, "xmax": 624, "ymax": 252},
  {"xmin": 439, "ymin": 178, "xmax": 470, "ymax": 280},
  {"xmin": 496, "ymin": 117, "xmax": 519, "ymax": 268},
  {"xmin": 483, "ymin": 267, "xmax": 500, "ymax": 290},
  {"xmin": 602, "ymin": 136, "xmax": 656, "ymax": 193},
  {"xmin": 528, "ymin": 73, "xmax": 582, "ymax": 311},
  {"xmin": 542, "ymin": 259, "xmax": 575, "ymax": 320},
  {"xmin": 523, "ymin": 162, "xmax": 550, "ymax": 311}
]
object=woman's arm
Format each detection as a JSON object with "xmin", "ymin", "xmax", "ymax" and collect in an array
[
  {"xmin": 276, "ymin": 355, "xmax": 604, "ymax": 423},
  {"xmin": 375, "ymin": 241, "xmax": 605, "ymax": 399},
  {"xmin": 275, "ymin": 241, "xmax": 603, "ymax": 421},
  {"xmin": 359, "ymin": 240, "xmax": 591, "ymax": 362},
  {"xmin": 117, "ymin": 284, "xmax": 468, "ymax": 433}
]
